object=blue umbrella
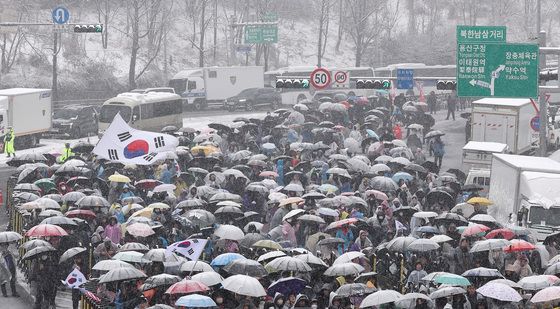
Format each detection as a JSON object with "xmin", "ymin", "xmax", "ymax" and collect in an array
[
  {"xmin": 375, "ymin": 89, "xmax": 389, "ymax": 95},
  {"xmin": 415, "ymin": 226, "xmax": 440, "ymax": 235},
  {"xmin": 366, "ymin": 129, "xmax": 379, "ymax": 139},
  {"xmin": 210, "ymin": 253, "xmax": 246, "ymax": 267},
  {"xmin": 175, "ymin": 294, "xmax": 217, "ymax": 307},
  {"xmin": 267, "ymin": 277, "xmax": 307, "ymax": 297},
  {"xmin": 392, "ymin": 172, "xmax": 413, "ymax": 183}
]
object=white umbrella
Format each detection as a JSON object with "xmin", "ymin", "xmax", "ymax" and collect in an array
[
  {"xmin": 470, "ymin": 239, "xmax": 511, "ymax": 253},
  {"xmin": 487, "ymin": 279, "xmax": 521, "ymax": 289},
  {"xmin": 214, "ymin": 224, "xmax": 244, "ymax": 241},
  {"xmin": 180, "ymin": 261, "xmax": 214, "ymax": 273},
  {"xmin": 221, "ymin": 274, "xmax": 266, "ymax": 297},
  {"xmin": 361, "ymin": 290, "xmax": 403, "ymax": 307},
  {"xmin": 324, "ymin": 262, "xmax": 364, "ymax": 277},
  {"xmin": 544, "ymin": 262, "xmax": 560, "ymax": 275},
  {"xmin": 98, "ymin": 267, "xmax": 147, "ymax": 284},
  {"xmin": 295, "ymin": 253, "xmax": 328, "ymax": 267},
  {"xmin": 257, "ymin": 251, "xmax": 286, "ymax": 263},
  {"xmin": 143, "ymin": 249, "xmax": 180, "ymax": 263},
  {"xmin": 92, "ymin": 260, "xmax": 134, "ymax": 271},
  {"xmin": 266, "ymin": 256, "xmax": 312, "ymax": 272},
  {"xmin": 470, "ymin": 214, "xmax": 497, "ymax": 223},
  {"xmin": 191, "ymin": 271, "xmax": 224, "ymax": 287},
  {"xmin": 407, "ymin": 238, "xmax": 440, "ymax": 252},
  {"xmin": 333, "ymin": 252, "xmax": 365, "ymax": 265},
  {"xmin": 0, "ymin": 231, "xmax": 23, "ymax": 243},
  {"xmin": 429, "ymin": 287, "xmax": 466, "ymax": 299},
  {"xmin": 371, "ymin": 163, "xmax": 391, "ymax": 174},
  {"xmin": 518, "ymin": 275, "xmax": 560, "ymax": 290},
  {"xmin": 282, "ymin": 209, "xmax": 305, "ymax": 222},
  {"xmin": 283, "ymin": 183, "xmax": 305, "ymax": 192},
  {"xmin": 476, "ymin": 282, "xmax": 522, "ymax": 302},
  {"xmin": 430, "ymin": 235, "xmax": 453, "ymax": 244},
  {"xmin": 530, "ymin": 286, "xmax": 560, "ymax": 303},
  {"xmin": 413, "ymin": 211, "xmax": 439, "ymax": 219},
  {"xmin": 396, "ymin": 293, "xmax": 433, "ymax": 309},
  {"xmin": 462, "ymin": 267, "xmax": 504, "ymax": 278}
]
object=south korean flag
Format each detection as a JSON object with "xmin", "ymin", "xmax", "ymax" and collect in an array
[{"xmin": 93, "ymin": 113, "xmax": 179, "ymax": 165}]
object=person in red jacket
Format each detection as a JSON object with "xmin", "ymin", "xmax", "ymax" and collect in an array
[{"xmin": 393, "ymin": 122, "xmax": 403, "ymax": 140}]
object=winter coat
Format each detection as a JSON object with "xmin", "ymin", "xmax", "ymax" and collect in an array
[{"xmin": 433, "ymin": 139, "xmax": 445, "ymax": 156}]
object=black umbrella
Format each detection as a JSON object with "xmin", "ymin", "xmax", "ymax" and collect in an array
[
  {"xmin": 426, "ymin": 189, "xmax": 455, "ymax": 208},
  {"xmin": 447, "ymin": 169, "xmax": 467, "ymax": 183},
  {"xmin": 405, "ymin": 163, "xmax": 427, "ymax": 174},
  {"xmin": 421, "ymin": 161, "xmax": 439, "ymax": 173},
  {"xmin": 208, "ymin": 123, "xmax": 231, "ymax": 132},
  {"xmin": 434, "ymin": 213, "xmax": 469, "ymax": 226},
  {"xmin": 72, "ymin": 142, "xmax": 95, "ymax": 153}
]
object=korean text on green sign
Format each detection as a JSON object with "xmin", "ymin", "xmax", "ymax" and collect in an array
[
  {"xmin": 456, "ymin": 43, "xmax": 539, "ymax": 98},
  {"xmin": 456, "ymin": 25, "xmax": 506, "ymax": 43}
]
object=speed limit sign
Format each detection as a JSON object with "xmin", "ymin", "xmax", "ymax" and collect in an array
[{"xmin": 310, "ymin": 67, "xmax": 331, "ymax": 89}]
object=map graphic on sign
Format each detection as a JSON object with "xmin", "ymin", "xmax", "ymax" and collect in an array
[{"xmin": 457, "ymin": 43, "xmax": 539, "ymax": 98}]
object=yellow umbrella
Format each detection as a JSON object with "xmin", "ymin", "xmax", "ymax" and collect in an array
[
  {"xmin": 467, "ymin": 197, "xmax": 493, "ymax": 206},
  {"xmin": 108, "ymin": 172, "xmax": 131, "ymax": 183},
  {"xmin": 279, "ymin": 197, "xmax": 304, "ymax": 207},
  {"xmin": 130, "ymin": 207, "xmax": 153, "ymax": 218},
  {"xmin": 147, "ymin": 202, "xmax": 170, "ymax": 210},
  {"xmin": 252, "ymin": 239, "xmax": 283, "ymax": 250},
  {"xmin": 191, "ymin": 145, "xmax": 219, "ymax": 156}
]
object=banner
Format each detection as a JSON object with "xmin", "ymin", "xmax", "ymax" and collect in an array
[{"xmin": 93, "ymin": 113, "xmax": 179, "ymax": 165}]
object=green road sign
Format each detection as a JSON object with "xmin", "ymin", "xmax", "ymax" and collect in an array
[
  {"xmin": 244, "ymin": 25, "xmax": 278, "ymax": 44},
  {"xmin": 457, "ymin": 43, "xmax": 539, "ymax": 98},
  {"xmin": 457, "ymin": 25, "xmax": 506, "ymax": 43}
]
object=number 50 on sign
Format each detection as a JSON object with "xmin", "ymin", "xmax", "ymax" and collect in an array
[{"xmin": 310, "ymin": 68, "xmax": 331, "ymax": 90}]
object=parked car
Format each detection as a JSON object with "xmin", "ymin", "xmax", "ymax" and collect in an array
[
  {"xmin": 225, "ymin": 88, "xmax": 281, "ymax": 111},
  {"xmin": 50, "ymin": 105, "xmax": 98, "ymax": 138}
]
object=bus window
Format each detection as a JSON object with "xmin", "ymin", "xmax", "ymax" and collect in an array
[
  {"xmin": 141, "ymin": 103, "xmax": 154, "ymax": 119},
  {"xmin": 100, "ymin": 104, "xmax": 132, "ymax": 123}
]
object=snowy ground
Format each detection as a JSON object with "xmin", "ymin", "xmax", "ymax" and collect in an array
[{"xmin": 0, "ymin": 112, "xmax": 267, "ymax": 165}]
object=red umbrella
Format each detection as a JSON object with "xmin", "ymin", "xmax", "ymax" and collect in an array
[
  {"xmin": 486, "ymin": 228, "xmax": 515, "ymax": 240},
  {"xmin": 461, "ymin": 224, "xmax": 490, "ymax": 238},
  {"xmin": 65, "ymin": 209, "xmax": 97, "ymax": 219},
  {"xmin": 503, "ymin": 239, "xmax": 536, "ymax": 253},
  {"xmin": 326, "ymin": 218, "xmax": 358, "ymax": 231},
  {"xmin": 135, "ymin": 179, "xmax": 162, "ymax": 190},
  {"xmin": 25, "ymin": 224, "xmax": 68, "ymax": 237},
  {"xmin": 165, "ymin": 279, "xmax": 209, "ymax": 295},
  {"xmin": 259, "ymin": 171, "xmax": 278, "ymax": 178}
]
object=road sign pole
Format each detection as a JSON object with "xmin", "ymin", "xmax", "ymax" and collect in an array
[{"xmin": 539, "ymin": 30, "xmax": 548, "ymax": 156}]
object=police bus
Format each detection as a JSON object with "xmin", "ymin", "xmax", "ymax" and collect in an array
[
  {"xmin": 99, "ymin": 92, "xmax": 182, "ymax": 132},
  {"xmin": 264, "ymin": 66, "xmax": 376, "ymax": 105}
]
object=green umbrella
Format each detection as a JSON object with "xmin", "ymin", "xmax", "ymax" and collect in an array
[
  {"xmin": 34, "ymin": 178, "xmax": 56, "ymax": 192},
  {"xmin": 434, "ymin": 273, "xmax": 471, "ymax": 286}
]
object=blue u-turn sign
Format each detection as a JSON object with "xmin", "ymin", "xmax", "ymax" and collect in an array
[{"xmin": 52, "ymin": 6, "xmax": 70, "ymax": 24}]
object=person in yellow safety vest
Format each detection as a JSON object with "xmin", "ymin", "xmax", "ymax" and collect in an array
[
  {"xmin": 59, "ymin": 143, "xmax": 74, "ymax": 163},
  {"xmin": 3, "ymin": 127, "xmax": 15, "ymax": 157}
]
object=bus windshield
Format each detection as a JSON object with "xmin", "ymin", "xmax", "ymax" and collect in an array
[
  {"xmin": 529, "ymin": 206, "xmax": 560, "ymax": 227},
  {"xmin": 100, "ymin": 104, "xmax": 132, "ymax": 123}
]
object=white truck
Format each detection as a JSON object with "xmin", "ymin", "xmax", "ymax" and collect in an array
[
  {"xmin": 470, "ymin": 98, "xmax": 538, "ymax": 154},
  {"xmin": 462, "ymin": 141, "xmax": 509, "ymax": 197},
  {"xmin": 168, "ymin": 66, "xmax": 264, "ymax": 110},
  {"xmin": 488, "ymin": 153, "xmax": 560, "ymax": 240},
  {"xmin": 0, "ymin": 88, "xmax": 52, "ymax": 148}
]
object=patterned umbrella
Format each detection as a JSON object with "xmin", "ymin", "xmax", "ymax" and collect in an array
[
  {"xmin": 25, "ymin": 224, "xmax": 68, "ymax": 237},
  {"xmin": 99, "ymin": 267, "xmax": 146, "ymax": 284},
  {"xmin": 531, "ymin": 286, "xmax": 560, "ymax": 303},
  {"xmin": 476, "ymin": 282, "xmax": 521, "ymax": 302},
  {"xmin": 266, "ymin": 256, "xmax": 312, "ymax": 272}
]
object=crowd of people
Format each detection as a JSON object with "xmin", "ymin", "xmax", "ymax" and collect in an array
[{"xmin": 0, "ymin": 94, "xmax": 559, "ymax": 309}]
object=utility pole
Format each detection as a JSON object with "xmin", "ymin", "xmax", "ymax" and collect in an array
[
  {"xmin": 538, "ymin": 31, "xmax": 547, "ymax": 156},
  {"xmin": 52, "ymin": 32, "xmax": 62, "ymax": 103}
]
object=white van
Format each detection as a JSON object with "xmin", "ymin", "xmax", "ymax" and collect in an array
[
  {"xmin": 462, "ymin": 141, "xmax": 509, "ymax": 171},
  {"xmin": 464, "ymin": 168, "xmax": 491, "ymax": 197},
  {"xmin": 99, "ymin": 92, "xmax": 182, "ymax": 132}
]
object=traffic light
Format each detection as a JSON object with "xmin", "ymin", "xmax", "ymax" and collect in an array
[
  {"xmin": 436, "ymin": 80, "xmax": 456, "ymax": 90},
  {"xmin": 356, "ymin": 79, "xmax": 391, "ymax": 89},
  {"xmin": 74, "ymin": 24, "xmax": 103, "ymax": 33},
  {"xmin": 540, "ymin": 70, "xmax": 558, "ymax": 82},
  {"xmin": 276, "ymin": 78, "xmax": 309, "ymax": 89}
]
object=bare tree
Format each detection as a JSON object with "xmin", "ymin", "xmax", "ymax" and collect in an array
[
  {"xmin": 0, "ymin": 29, "xmax": 24, "ymax": 74},
  {"xmin": 406, "ymin": 0, "xmax": 416, "ymax": 35},
  {"xmin": 335, "ymin": 0, "xmax": 345, "ymax": 52},
  {"xmin": 314, "ymin": 0, "xmax": 332, "ymax": 67},
  {"xmin": 345, "ymin": 0, "xmax": 391, "ymax": 66},
  {"xmin": 95, "ymin": 0, "xmax": 120, "ymax": 49},
  {"xmin": 124, "ymin": 0, "xmax": 168, "ymax": 89},
  {"xmin": 185, "ymin": 0, "xmax": 211, "ymax": 67}
]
